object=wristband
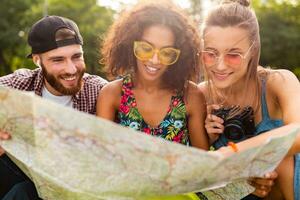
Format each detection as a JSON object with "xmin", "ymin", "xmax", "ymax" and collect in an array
[{"xmin": 227, "ymin": 141, "xmax": 238, "ymax": 152}]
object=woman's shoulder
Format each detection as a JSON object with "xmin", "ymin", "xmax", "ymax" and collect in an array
[
  {"xmin": 197, "ymin": 81, "xmax": 208, "ymax": 95},
  {"xmin": 265, "ymin": 68, "xmax": 298, "ymax": 86},
  {"xmin": 102, "ymin": 78, "xmax": 123, "ymax": 90},
  {"xmin": 263, "ymin": 68, "xmax": 299, "ymax": 95},
  {"xmin": 99, "ymin": 79, "xmax": 123, "ymax": 98},
  {"xmin": 264, "ymin": 68, "xmax": 297, "ymax": 80},
  {"xmin": 185, "ymin": 81, "xmax": 206, "ymax": 106},
  {"xmin": 96, "ymin": 78, "xmax": 124, "ymax": 117},
  {"xmin": 186, "ymin": 81, "xmax": 202, "ymax": 95}
]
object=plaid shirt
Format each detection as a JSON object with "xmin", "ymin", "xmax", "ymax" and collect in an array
[{"xmin": 0, "ymin": 68, "xmax": 107, "ymax": 115}]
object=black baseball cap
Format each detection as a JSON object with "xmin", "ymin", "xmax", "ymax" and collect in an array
[{"xmin": 27, "ymin": 15, "xmax": 83, "ymax": 58}]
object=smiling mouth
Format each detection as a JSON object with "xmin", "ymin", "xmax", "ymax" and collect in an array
[
  {"xmin": 145, "ymin": 64, "xmax": 159, "ymax": 73},
  {"xmin": 61, "ymin": 75, "xmax": 77, "ymax": 81},
  {"xmin": 212, "ymin": 71, "xmax": 233, "ymax": 80}
]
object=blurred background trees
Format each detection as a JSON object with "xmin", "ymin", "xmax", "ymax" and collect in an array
[
  {"xmin": 253, "ymin": 0, "xmax": 300, "ymax": 76},
  {"xmin": 1, "ymin": 0, "xmax": 299, "ymax": 78},
  {"xmin": 0, "ymin": 0, "xmax": 38, "ymax": 75}
]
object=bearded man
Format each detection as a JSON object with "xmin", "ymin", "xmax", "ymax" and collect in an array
[{"xmin": 0, "ymin": 15, "xmax": 107, "ymax": 200}]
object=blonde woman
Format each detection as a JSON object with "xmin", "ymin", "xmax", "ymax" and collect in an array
[{"xmin": 199, "ymin": 0, "xmax": 300, "ymax": 199}]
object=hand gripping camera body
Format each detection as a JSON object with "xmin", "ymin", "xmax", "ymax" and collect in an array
[{"xmin": 212, "ymin": 106, "xmax": 256, "ymax": 142}]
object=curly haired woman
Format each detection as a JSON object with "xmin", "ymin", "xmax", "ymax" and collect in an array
[{"xmin": 97, "ymin": 2, "xmax": 208, "ymax": 200}]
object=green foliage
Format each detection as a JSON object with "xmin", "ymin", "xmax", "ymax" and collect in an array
[
  {"xmin": 253, "ymin": 0, "xmax": 300, "ymax": 76},
  {"xmin": 293, "ymin": 67, "xmax": 300, "ymax": 78},
  {"xmin": 0, "ymin": 0, "xmax": 38, "ymax": 76},
  {"xmin": 0, "ymin": 0, "xmax": 114, "ymax": 77}
]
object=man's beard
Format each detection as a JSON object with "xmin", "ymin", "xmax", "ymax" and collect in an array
[{"xmin": 41, "ymin": 62, "xmax": 85, "ymax": 96}]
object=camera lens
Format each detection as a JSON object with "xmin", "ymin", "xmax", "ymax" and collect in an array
[{"xmin": 224, "ymin": 120, "xmax": 245, "ymax": 141}]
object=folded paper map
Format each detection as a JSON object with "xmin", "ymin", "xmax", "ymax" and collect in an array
[{"xmin": 0, "ymin": 86, "xmax": 298, "ymax": 200}]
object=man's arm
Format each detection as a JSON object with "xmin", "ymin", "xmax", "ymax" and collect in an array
[
  {"xmin": 96, "ymin": 79, "xmax": 122, "ymax": 121},
  {"xmin": 0, "ymin": 73, "xmax": 14, "ymax": 87}
]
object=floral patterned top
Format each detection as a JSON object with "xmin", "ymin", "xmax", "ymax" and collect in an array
[{"xmin": 117, "ymin": 75, "xmax": 189, "ymax": 145}]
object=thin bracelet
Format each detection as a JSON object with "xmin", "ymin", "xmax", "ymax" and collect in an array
[{"xmin": 227, "ymin": 141, "xmax": 238, "ymax": 152}]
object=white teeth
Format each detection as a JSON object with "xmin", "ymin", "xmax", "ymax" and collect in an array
[
  {"xmin": 146, "ymin": 66, "xmax": 158, "ymax": 72},
  {"xmin": 63, "ymin": 76, "xmax": 76, "ymax": 81}
]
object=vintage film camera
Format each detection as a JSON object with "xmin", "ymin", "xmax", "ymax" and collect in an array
[{"xmin": 211, "ymin": 105, "xmax": 256, "ymax": 141}]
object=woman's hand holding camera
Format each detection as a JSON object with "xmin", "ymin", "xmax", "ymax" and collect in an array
[
  {"xmin": 205, "ymin": 104, "xmax": 224, "ymax": 144},
  {"xmin": 205, "ymin": 104, "xmax": 277, "ymax": 198}
]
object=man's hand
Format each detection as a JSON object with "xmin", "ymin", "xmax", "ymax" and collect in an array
[
  {"xmin": 0, "ymin": 130, "xmax": 11, "ymax": 156},
  {"xmin": 248, "ymin": 171, "xmax": 278, "ymax": 197}
]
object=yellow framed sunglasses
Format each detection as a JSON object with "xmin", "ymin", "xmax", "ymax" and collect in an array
[{"xmin": 133, "ymin": 41, "xmax": 181, "ymax": 66}]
